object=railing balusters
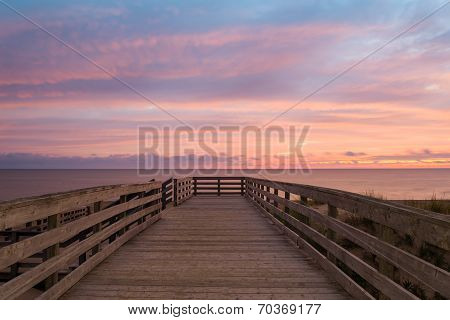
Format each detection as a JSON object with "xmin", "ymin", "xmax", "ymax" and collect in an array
[
  {"xmin": 44, "ymin": 213, "xmax": 60, "ymax": 290},
  {"xmin": 0, "ymin": 181, "xmax": 162, "ymax": 300},
  {"xmin": 284, "ymin": 191, "xmax": 290, "ymax": 214},
  {"xmin": 244, "ymin": 177, "xmax": 450, "ymax": 300}
]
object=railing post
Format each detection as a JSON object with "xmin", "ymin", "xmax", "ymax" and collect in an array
[
  {"xmin": 194, "ymin": 177, "xmax": 197, "ymax": 196},
  {"xmin": 9, "ymin": 232, "xmax": 19, "ymax": 278},
  {"xmin": 173, "ymin": 178, "xmax": 178, "ymax": 206},
  {"xmin": 92, "ymin": 201, "xmax": 102, "ymax": 255},
  {"xmin": 300, "ymin": 196, "xmax": 308, "ymax": 205},
  {"xmin": 300, "ymin": 196, "xmax": 310, "ymax": 225},
  {"xmin": 240, "ymin": 178, "xmax": 244, "ymax": 196},
  {"xmin": 377, "ymin": 225, "xmax": 396, "ymax": 295},
  {"xmin": 284, "ymin": 191, "xmax": 290, "ymax": 214},
  {"xmin": 273, "ymin": 188, "xmax": 278, "ymax": 208},
  {"xmin": 44, "ymin": 213, "xmax": 60, "ymax": 290},
  {"xmin": 217, "ymin": 178, "xmax": 221, "ymax": 196},
  {"xmin": 118, "ymin": 194, "xmax": 127, "ymax": 236},
  {"xmin": 326, "ymin": 204, "xmax": 338, "ymax": 263}
]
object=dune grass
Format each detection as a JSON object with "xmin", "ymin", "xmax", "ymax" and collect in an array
[{"xmin": 363, "ymin": 190, "xmax": 449, "ymax": 214}]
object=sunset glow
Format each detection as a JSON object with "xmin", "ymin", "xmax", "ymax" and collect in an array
[{"xmin": 0, "ymin": 1, "xmax": 449, "ymax": 168}]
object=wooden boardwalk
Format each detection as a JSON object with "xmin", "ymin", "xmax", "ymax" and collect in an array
[{"xmin": 62, "ymin": 196, "xmax": 350, "ymax": 299}]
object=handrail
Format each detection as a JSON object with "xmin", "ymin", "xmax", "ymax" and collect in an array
[
  {"xmin": 1, "ymin": 175, "xmax": 448, "ymax": 300},
  {"xmin": 161, "ymin": 178, "xmax": 174, "ymax": 209},
  {"xmin": 193, "ymin": 176, "xmax": 245, "ymax": 196},
  {"xmin": 0, "ymin": 182, "xmax": 162, "ymax": 299},
  {"xmin": 245, "ymin": 177, "xmax": 450, "ymax": 300},
  {"xmin": 173, "ymin": 177, "xmax": 194, "ymax": 205}
]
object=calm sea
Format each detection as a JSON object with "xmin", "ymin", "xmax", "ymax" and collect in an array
[{"xmin": 0, "ymin": 169, "xmax": 449, "ymax": 202}]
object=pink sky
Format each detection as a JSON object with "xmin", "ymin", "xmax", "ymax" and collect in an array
[{"xmin": 0, "ymin": 1, "xmax": 449, "ymax": 168}]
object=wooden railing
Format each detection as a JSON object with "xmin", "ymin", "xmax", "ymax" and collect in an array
[
  {"xmin": 174, "ymin": 177, "xmax": 194, "ymax": 206},
  {"xmin": 1, "ymin": 176, "xmax": 448, "ymax": 300},
  {"xmin": 0, "ymin": 182, "xmax": 162, "ymax": 299},
  {"xmin": 161, "ymin": 178, "xmax": 174, "ymax": 209},
  {"xmin": 245, "ymin": 177, "xmax": 450, "ymax": 300},
  {"xmin": 193, "ymin": 177, "xmax": 245, "ymax": 196}
]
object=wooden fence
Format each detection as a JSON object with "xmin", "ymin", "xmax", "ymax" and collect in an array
[
  {"xmin": 161, "ymin": 178, "xmax": 174, "ymax": 210},
  {"xmin": 174, "ymin": 177, "xmax": 194, "ymax": 206},
  {"xmin": 193, "ymin": 177, "xmax": 245, "ymax": 196},
  {"xmin": 0, "ymin": 176, "xmax": 448, "ymax": 300},
  {"xmin": 0, "ymin": 182, "xmax": 162, "ymax": 299},
  {"xmin": 245, "ymin": 177, "xmax": 450, "ymax": 300}
]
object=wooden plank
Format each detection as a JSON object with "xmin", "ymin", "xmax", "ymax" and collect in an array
[
  {"xmin": 0, "ymin": 193, "xmax": 161, "ymax": 271},
  {"xmin": 62, "ymin": 196, "xmax": 349, "ymax": 300},
  {"xmin": 196, "ymin": 187, "xmax": 242, "ymax": 190},
  {"xmin": 196, "ymin": 192, "xmax": 243, "ymax": 195},
  {"xmin": 193, "ymin": 177, "xmax": 244, "ymax": 180},
  {"xmin": 195, "ymin": 182, "xmax": 243, "ymax": 186},
  {"xmin": 246, "ymin": 178, "xmax": 449, "ymax": 251},
  {"xmin": 0, "ymin": 204, "xmax": 161, "ymax": 299},
  {"xmin": 37, "ymin": 213, "xmax": 162, "ymax": 300},
  {"xmin": 247, "ymin": 193, "xmax": 373, "ymax": 299},
  {"xmin": 248, "ymin": 190, "xmax": 417, "ymax": 299},
  {"xmin": 0, "ymin": 182, "xmax": 161, "ymax": 230},
  {"xmin": 247, "ymin": 184, "xmax": 450, "ymax": 298},
  {"xmin": 43, "ymin": 214, "xmax": 60, "ymax": 290}
]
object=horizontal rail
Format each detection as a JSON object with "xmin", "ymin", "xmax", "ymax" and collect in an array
[
  {"xmin": 174, "ymin": 177, "xmax": 193, "ymax": 206},
  {"xmin": 247, "ymin": 178, "xmax": 449, "ymax": 250},
  {"xmin": 0, "ymin": 182, "xmax": 162, "ymax": 299},
  {"xmin": 193, "ymin": 177, "xmax": 245, "ymax": 196},
  {"xmin": 1, "ymin": 175, "xmax": 447, "ymax": 300},
  {"xmin": 161, "ymin": 178, "xmax": 174, "ymax": 210},
  {"xmin": 0, "ymin": 183, "xmax": 158, "ymax": 230},
  {"xmin": 245, "ymin": 177, "xmax": 450, "ymax": 300}
]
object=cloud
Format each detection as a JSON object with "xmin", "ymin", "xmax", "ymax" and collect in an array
[
  {"xmin": 0, "ymin": 1, "xmax": 449, "ymax": 167},
  {"xmin": 0, "ymin": 153, "xmax": 245, "ymax": 169},
  {"xmin": 344, "ymin": 151, "xmax": 367, "ymax": 157},
  {"xmin": 370, "ymin": 150, "xmax": 450, "ymax": 161}
]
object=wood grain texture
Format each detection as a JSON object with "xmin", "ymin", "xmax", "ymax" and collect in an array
[{"xmin": 62, "ymin": 196, "xmax": 350, "ymax": 300}]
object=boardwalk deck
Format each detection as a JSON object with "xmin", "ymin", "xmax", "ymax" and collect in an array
[{"xmin": 62, "ymin": 196, "xmax": 350, "ymax": 299}]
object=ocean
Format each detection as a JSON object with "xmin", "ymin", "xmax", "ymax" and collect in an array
[{"xmin": 0, "ymin": 169, "xmax": 449, "ymax": 202}]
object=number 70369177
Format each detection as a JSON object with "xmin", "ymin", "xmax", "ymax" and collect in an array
[{"xmin": 257, "ymin": 303, "xmax": 321, "ymax": 315}]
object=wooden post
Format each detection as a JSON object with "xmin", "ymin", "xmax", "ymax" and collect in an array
[
  {"xmin": 274, "ymin": 188, "xmax": 278, "ymax": 208},
  {"xmin": 78, "ymin": 229, "xmax": 88, "ymax": 265},
  {"xmin": 92, "ymin": 201, "xmax": 102, "ymax": 255},
  {"xmin": 173, "ymin": 179, "xmax": 178, "ymax": 206},
  {"xmin": 326, "ymin": 204, "xmax": 338, "ymax": 264},
  {"xmin": 109, "ymin": 195, "xmax": 127, "ymax": 243},
  {"xmin": 300, "ymin": 196, "xmax": 308, "ymax": 205},
  {"xmin": 118, "ymin": 195, "xmax": 127, "ymax": 236},
  {"xmin": 217, "ymin": 178, "xmax": 221, "ymax": 196},
  {"xmin": 300, "ymin": 196, "xmax": 310, "ymax": 225},
  {"xmin": 9, "ymin": 232, "xmax": 19, "ymax": 278},
  {"xmin": 240, "ymin": 178, "xmax": 244, "ymax": 196},
  {"xmin": 377, "ymin": 225, "xmax": 396, "ymax": 291},
  {"xmin": 284, "ymin": 191, "xmax": 290, "ymax": 214},
  {"xmin": 194, "ymin": 178, "xmax": 197, "ymax": 196},
  {"xmin": 44, "ymin": 213, "xmax": 60, "ymax": 289}
]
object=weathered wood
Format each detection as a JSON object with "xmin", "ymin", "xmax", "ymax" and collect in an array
[
  {"xmin": 1, "ymin": 175, "xmax": 447, "ymax": 300},
  {"xmin": 248, "ymin": 189, "xmax": 417, "ymax": 299},
  {"xmin": 247, "ymin": 178, "xmax": 450, "ymax": 251},
  {"xmin": 37, "ymin": 213, "xmax": 162, "ymax": 300},
  {"xmin": 43, "ymin": 214, "xmax": 60, "ymax": 290},
  {"xmin": 0, "ymin": 193, "xmax": 161, "ymax": 271},
  {"xmin": 246, "ymin": 182, "xmax": 450, "ymax": 298},
  {"xmin": 0, "ymin": 182, "xmax": 161, "ymax": 230},
  {"xmin": 247, "ymin": 194, "xmax": 372, "ymax": 300},
  {"xmin": 0, "ymin": 203, "xmax": 161, "ymax": 299},
  {"xmin": 62, "ymin": 196, "xmax": 349, "ymax": 300}
]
